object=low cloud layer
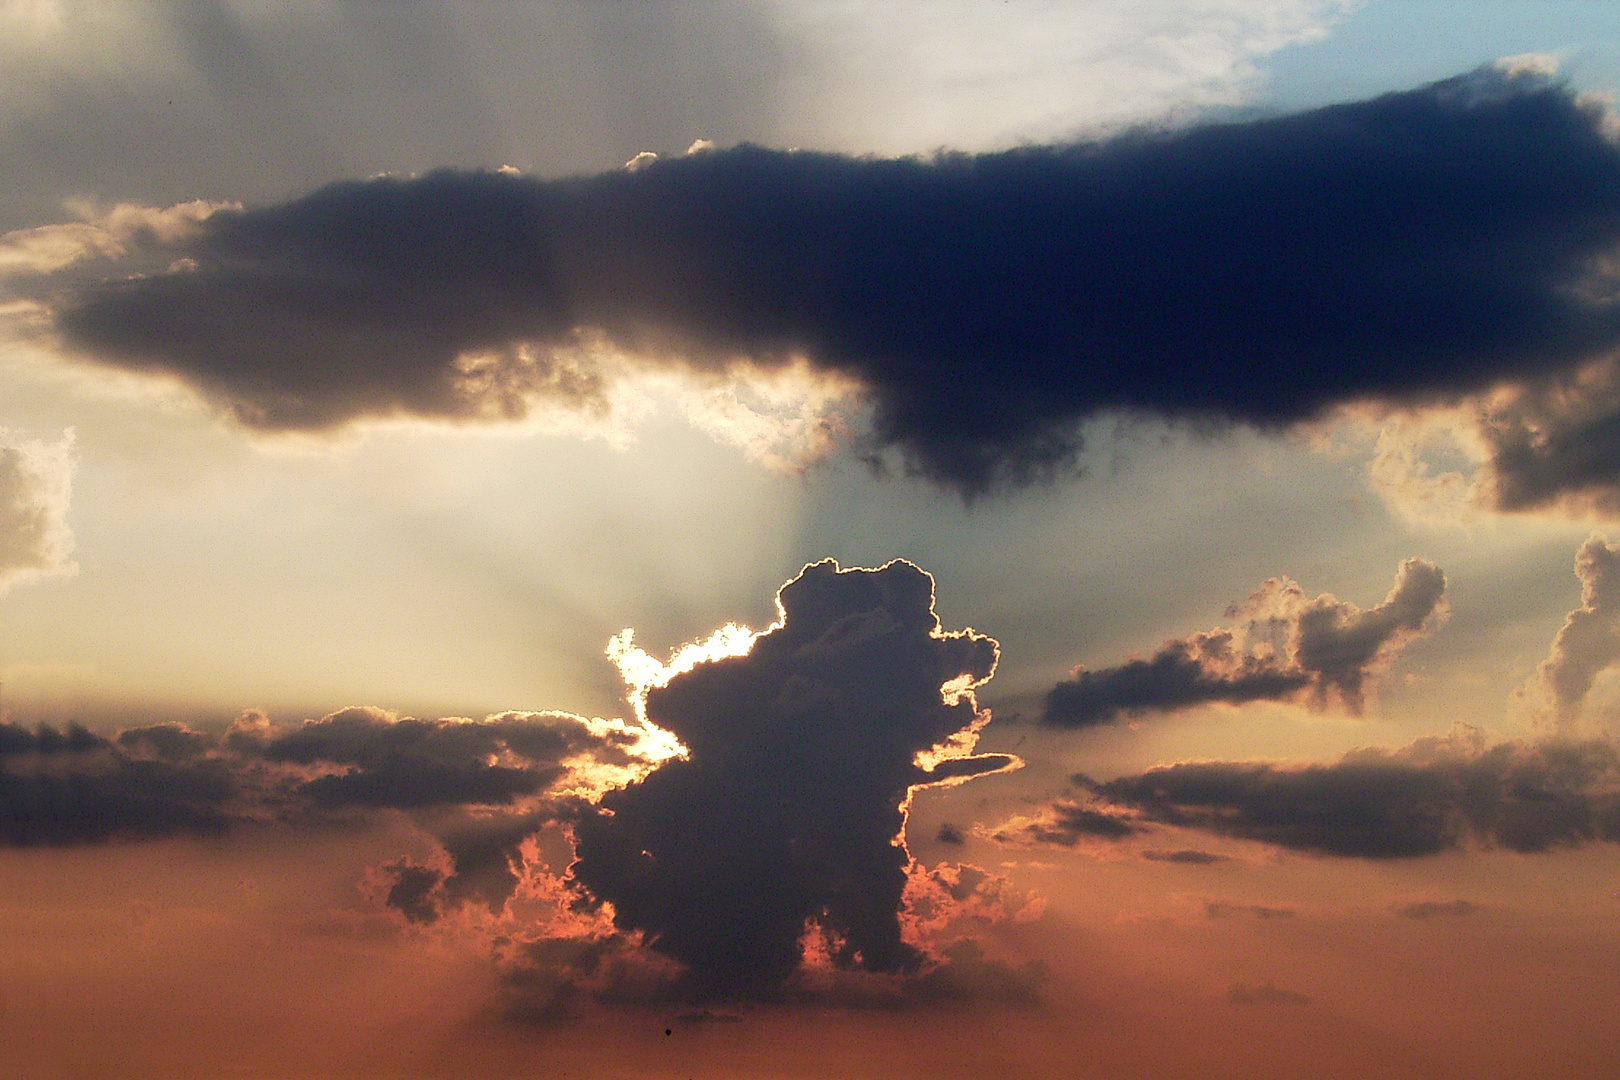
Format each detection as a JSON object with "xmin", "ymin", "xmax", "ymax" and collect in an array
[
  {"xmin": 1046, "ymin": 558, "xmax": 1446, "ymax": 726},
  {"xmin": 20, "ymin": 67, "xmax": 1620, "ymax": 496},
  {"xmin": 0, "ymin": 708, "xmax": 668, "ymax": 848},
  {"xmin": 571, "ymin": 559, "xmax": 1011, "ymax": 997},
  {"xmin": 0, "ymin": 426, "xmax": 74, "ymax": 594},
  {"xmin": 1064, "ymin": 726, "xmax": 1620, "ymax": 858}
]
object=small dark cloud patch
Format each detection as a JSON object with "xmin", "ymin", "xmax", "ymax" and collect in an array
[
  {"xmin": 1393, "ymin": 899, "xmax": 1477, "ymax": 919},
  {"xmin": 1091, "ymin": 727, "xmax": 1620, "ymax": 858},
  {"xmin": 936, "ymin": 822, "xmax": 966, "ymax": 845},
  {"xmin": 992, "ymin": 799, "xmax": 1138, "ymax": 846},
  {"xmin": 36, "ymin": 67, "xmax": 1620, "ymax": 500},
  {"xmin": 1205, "ymin": 901, "xmax": 1294, "ymax": 919},
  {"xmin": 1045, "ymin": 559, "xmax": 1445, "ymax": 726},
  {"xmin": 569, "ymin": 559, "xmax": 1010, "ymax": 998},
  {"xmin": 1229, "ymin": 982, "xmax": 1310, "ymax": 1007},
  {"xmin": 1142, "ymin": 848, "xmax": 1226, "ymax": 864},
  {"xmin": 382, "ymin": 860, "xmax": 443, "ymax": 924}
]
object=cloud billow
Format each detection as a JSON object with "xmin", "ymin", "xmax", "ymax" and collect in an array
[
  {"xmin": 1045, "ymin": 558, "xmax": 1446, "ymax": 726},
  {"xmin": 37, "ymin": 67, "xmax": 1620, "ymax": 496}
]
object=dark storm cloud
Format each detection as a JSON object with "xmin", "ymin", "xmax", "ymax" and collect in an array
[
  {"xmin": 1087, "ymin": 728, "xmax": 1620, "ymax": 858},
  {"xmin": 1046, "ymin": 558, "xmax": 1446, "ymax": 726},
  {"xmin": 37, "ymin": 67, "xmax": 1620, "ymax": 495},
  {"xmin": 569, "ymin": 559, "xmax": 1009, "ymax": 998}
]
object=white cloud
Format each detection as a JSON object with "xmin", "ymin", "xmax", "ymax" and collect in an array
[{"xmin": 0, "ymin": 425, "xmax": 74, "ymax": 594}]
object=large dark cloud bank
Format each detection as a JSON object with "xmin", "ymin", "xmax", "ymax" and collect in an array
[{"xmin": 38, "ymin": 66, "xmax": 1620, "ymax": 500}]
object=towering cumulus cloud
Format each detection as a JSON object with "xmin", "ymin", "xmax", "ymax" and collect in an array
[
  {"xmin": 25, "ymin": 67, "xmax": 1620, "ymax": 497},
  {"xmin": 1045, "ymin": 559, "xmax": 1446, "ymax": 726},
  {"xmin": 1538, "ymin": 535, "xmax": 1620, "ymax": 724},
  {"xmin": 570, "ymin": 559, "xmax": 1009, "ymax": 997}
]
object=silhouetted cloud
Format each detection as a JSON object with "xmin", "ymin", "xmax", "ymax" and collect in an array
[
  {"xmin": 569, "ymin": 559, "xmax": 1010, "ymax": 997},
  {"xmin": 1537, "ymin": 536, "xmax": 1620, "ymax": 724},
  {"xmin": 29, "ymin": 67, "xmax": 1620, "ymax": 496},
  {"xmin": 1088, "ymin": 726, "xmax": 1620, "ymax": 857},
  {"xmin": 1046, "ymin": 559, "xmax": 1446, "ymax": 726}
]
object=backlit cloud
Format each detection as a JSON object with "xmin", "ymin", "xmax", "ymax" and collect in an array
[
  {"xmin": 569, "ymin": 559, "xmax": 1013, "ymax": 997},
  {"xmin": 1045, "ymin": 558, "xmax": 1446, "ymax": 726},
  {"xmin": 22, "ymin": 67, "xmax": 1620, "ymax": 496}
]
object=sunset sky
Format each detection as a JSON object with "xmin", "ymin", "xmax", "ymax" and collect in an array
[{"xmin": 5, "ymin": 3, "xmax": 1620, "ymax": 1078}]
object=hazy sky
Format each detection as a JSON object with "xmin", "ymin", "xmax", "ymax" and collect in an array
[{"xmin": 5, "ymin": 3, "xmax": 1620, "ymax": 1078}]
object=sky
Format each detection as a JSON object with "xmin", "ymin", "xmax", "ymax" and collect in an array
[{"xmin": 5, "ymin": 2, "xmax": 1620, "ymax": 1077}]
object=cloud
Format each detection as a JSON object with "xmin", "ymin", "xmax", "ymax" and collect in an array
[
  {"xmin": 1229, "ymin": 982, "xmax": 1310, "ymax": 1006},
  {"xmin": 0, "ymin": 721, "xmax": 236, "ymax": 845},
  {"xmin": 0, "ymin": 706, "xmax": 672, "ymax": 852},
  {"xmin": 25, "ymin": 67, "xmax": 1620, "ymax": 495},
  {"xmin": 0, "ymin": 426, "xmax": 74, "ymax": 594},
  {"xmin": 1045, "ymin": 558, "xmax": 1446, "ymax": 726},
  {"xmin": 1205, "ymin": 901, "xmax": 1294, "ymax": 919},
  {"xmin": 569, "ymin": 559, "xmax": 1011, "ymax": 997},
  {"xmin": 1536, "ymin": 535, "xmax": 1620, "ymax": 724},
  {"xmin": 1392, "ymin": 899, "xmax": 1477, "ymax": 919},
  {"xmin": 1084, "ymin": 725, "xmax": 1620, "ymax": 858},
  {"xmin": 990, "ymin": 798, "xmax": 1140, "ymax": 846},
  {"xmin": 1141, "ymin": 848, "xmax": 1226, "ymax": 864}
]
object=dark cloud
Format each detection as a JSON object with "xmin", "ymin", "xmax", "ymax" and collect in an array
[
  {"xmin": 0, "ymin": 706, "xmax": 656, "ymax": 852},
  {"xmin": 0, "ymin": 727, "xmax": 236, "ymax": 845},
  {"xmin": 1045, "ymin": 558, "xmax": 1446, "ymax": 726},
  {"xmin": 569, "ymin": 559, "xmax": 1010, "ymax": 998},
  {"xmin": 1089, "ymin": 727, "xmax": 1620, "ymax": 858},
  {"xmin": 33, "ymin": 67, "xmax": 1620, "ymax": 496},
  {"xmin": 1229, "ymin": 982, "xmax": 1310, "ymax": 1007},
  {"xmin": 991, "ymin": 798, "xmax": 1140, "ymax": 846},
  {"xmin": 936, "ymin": 822, "xmax": 966, "ymax": 845},
  {"xmin": 1393, "ymin": 899, "xmax": 1477, "ymax": 919},
  {"xmin": 1141, "ymin": 848, "xmax": 1226, "ymax": 864},
  {"xmin": 382, "ymin": 860, "xmax": 444, "ymax": 924},
  {"xmin": 1537, "ymin": 536, "xmax": 1620, "ymax": 724},
  {"xmin": 1205, "ymin": 901, "xmax": 1294, "ymax": 919}
]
